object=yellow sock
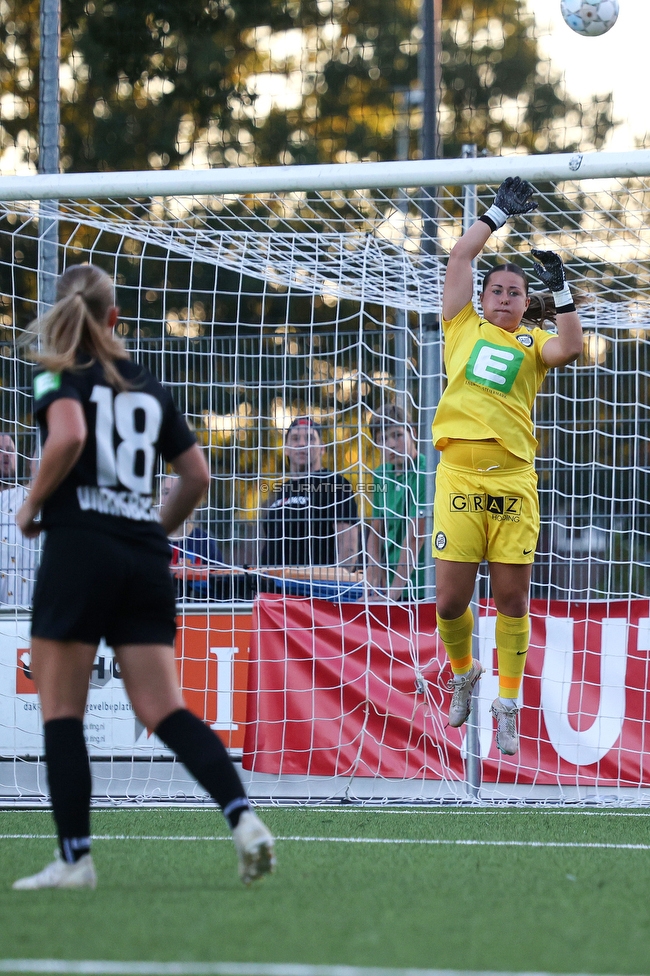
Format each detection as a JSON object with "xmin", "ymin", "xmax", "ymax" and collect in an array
[
  {"xmin": 496, "ymin": 611, "xmax": 529, "ymax": 699},
  {"xmin": 437, "ymin": 607, "xmax": 474, "ymax": 676}
]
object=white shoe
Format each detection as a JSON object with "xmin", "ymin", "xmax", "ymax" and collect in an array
[
  {"xmin": 490, "ymin": 698, "xmax": 519, "ymax": 755},
  {"xmin": 447, "ymin": 659, "xmax": 485, "ymax": 728},
  {"xmin": 12, "ymin": 851, "xmax": 97, "ymax": 890},
  {"xmin": 232, "ymin": 810, "xmax": 276, "ymax": 885}
]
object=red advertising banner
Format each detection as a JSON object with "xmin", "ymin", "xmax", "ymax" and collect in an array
[
  {"xmin": 243, "ymin": 597, "xmax": 452, "ymax": 780},
  {"xmin": 242, "ymin": 595, "xmax": 650, "ymax": 786}
]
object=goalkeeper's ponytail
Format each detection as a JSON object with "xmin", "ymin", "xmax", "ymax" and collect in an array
[{"xmin": 522, "ymin": 291, "xmax": 557, "ymax": 327}]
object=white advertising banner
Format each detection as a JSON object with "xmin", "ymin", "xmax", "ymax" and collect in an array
[{"xmin": 0, "ymin": 616, "xmax": 171, "ymax": 756}]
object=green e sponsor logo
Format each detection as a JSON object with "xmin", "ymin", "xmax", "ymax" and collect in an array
[
  {"xmin": 34, "ymin": 371, "xmax": 61, "ymax": 400},
  {"xmin": 466, "ymin": 340, "xmax": 524, "ymax": 394}
]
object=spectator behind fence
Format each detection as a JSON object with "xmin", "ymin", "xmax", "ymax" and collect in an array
[
  {"xmin": 0, "ymin": 434, "xmax": 38, "ymax": 607},
  {"xmin": 259, "ymin": 417, "xmax": 359, "ymax": 570},
  {"xmin": 367, "ymin": 407, "xmax": 427, "ymax": 601},
  {"xmin": 160, "ymin": 474, "xmax": 222, "ymax": 601}
]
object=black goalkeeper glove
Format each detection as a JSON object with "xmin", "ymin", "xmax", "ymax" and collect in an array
[
  {"xmin": 531, "ymin": 248, "xmax": 575, "ymax": 312},
  {"xmin": 480, "ymin": 176, "xmax": 538, "ymax": 232}
]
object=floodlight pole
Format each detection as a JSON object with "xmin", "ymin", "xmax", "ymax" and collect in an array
[
  {"xmin": 418, "ymin": 0, "xmax": 442, "ymax": 606},
  {"xmin": 461, "ymin": 144, "xmax": 482, "ymax": 799},
  {"xmin": 393, "ymin": 89, "xmax": 422, "ymax": 415},
  {"xmin": 38, "ymin": 0, "xmax": 60, "ymax": 312},
  {"xmin": 393, "ymin": 93, "xmax": 408, "ymax": 415}
]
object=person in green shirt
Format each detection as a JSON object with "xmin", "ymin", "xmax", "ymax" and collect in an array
[{"xmin": 367, "ymin": 405, "xmax": 427, "ymax": 601}]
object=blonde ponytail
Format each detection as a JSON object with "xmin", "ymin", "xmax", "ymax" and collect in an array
[{"xmin": 21, "ymin": 264, "xmax": 131, "ymax": 391}]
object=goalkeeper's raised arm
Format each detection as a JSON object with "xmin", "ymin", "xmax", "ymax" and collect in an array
[{"xmin": 443, "ymin": 175, "xmax": 538, "ymax": 322}]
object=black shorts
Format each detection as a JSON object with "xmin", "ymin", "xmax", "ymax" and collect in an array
[{"xmin": 31, "ymin": 527, "xmax": 177, "ymax": 647}]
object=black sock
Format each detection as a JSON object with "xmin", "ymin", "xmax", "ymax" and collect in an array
[
  {"xmin": 155, "ymin": 709, "xmax": 250, "ymax": 827},
  {"xmin": 44, "ymin": 718, "xmax": 92, "ymax": 864}
]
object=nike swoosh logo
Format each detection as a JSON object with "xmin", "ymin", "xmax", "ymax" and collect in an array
[
  {"xmin": 516, "ymin": 650, "xmax": 527, "ymax": 655},
  {"xmin": 523, "ymin": 548, "xmax": 534, "ymax": 555}
]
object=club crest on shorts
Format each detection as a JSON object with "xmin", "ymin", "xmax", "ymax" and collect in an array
[
  {"xmin": 434, "ymin": 531, "xmax": 447, "ymax": 550},
  {"xmin": 516, "ymin": 333, "xmax": 534, "ymax": 347}
]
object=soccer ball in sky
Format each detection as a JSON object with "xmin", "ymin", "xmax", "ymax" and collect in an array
[{"xmin": 560, "ymin": 0, "xmax": 619, "ymax": 36}]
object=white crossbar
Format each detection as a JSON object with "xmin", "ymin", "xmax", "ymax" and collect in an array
[{"xmin": 1, "ymin": 149, "xmax": 650, "ymax": 201}]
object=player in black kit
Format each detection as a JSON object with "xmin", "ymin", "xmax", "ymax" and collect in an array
[{"xmin": 12, "ymin": 264, "xmax": 275, "ymax": 890}]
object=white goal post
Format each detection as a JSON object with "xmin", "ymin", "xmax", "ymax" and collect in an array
[
  {"xmin": 2, "ymin": 149, "xmax": 650, "ymax": 198},
  {"xmin": 1, "ymin": 148, "xmax": 650, "ymax": 806}
]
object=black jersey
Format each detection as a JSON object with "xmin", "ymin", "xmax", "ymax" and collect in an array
[
  {"xmin": 261, "ymin": 471, "xmax": 358, "ymax": 566},
  {"xmin": 33, "ymin": 357, "xmax": 196, "ymax": 552}
]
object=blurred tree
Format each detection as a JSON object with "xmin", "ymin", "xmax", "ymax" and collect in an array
[
  {"xmin": 249, "ymin": 0, "xmax": 420, "ymax": 165},
  {"xmin": 0, "ymin": 0, "xmax": 616, "ymax": 175},
  {"xmin": 59, "ymin": 0, "xmax": 270, "ymax": 171},
  {"xmin": 0, "ymin": 0, "xmax": 40, "ymax": 173}
]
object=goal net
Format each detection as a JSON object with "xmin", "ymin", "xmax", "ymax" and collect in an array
[{"xmin": 1, "ymin": 149, "xmax": 650, "ymax": 805}]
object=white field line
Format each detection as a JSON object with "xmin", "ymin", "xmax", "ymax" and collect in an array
[
  {"xmin": 263, "ymin": 808, "xmax": 650, "ymax": 817},
  {"xmin": 0, "ymin": 963, "xmax": 644, "ymax": 976},
  {"xmin": 3, "ymin": 808, "xmax": 650, "ymax": 818},
  {"xmin": 4, "ymin": 808, "xmax": 650, "ymax": 818},
  {"xmin": 1, "ymin": 834, "xmax": 650, "ymax": 851}
]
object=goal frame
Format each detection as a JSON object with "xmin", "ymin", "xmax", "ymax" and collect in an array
[{"xmin": 2, "ymin": 147, "xmax": 650, "ymax": 808}]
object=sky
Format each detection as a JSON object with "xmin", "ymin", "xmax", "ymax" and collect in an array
[{"xmin": 529, "ymin": 0, "xmax": 649, "ymax": 151}]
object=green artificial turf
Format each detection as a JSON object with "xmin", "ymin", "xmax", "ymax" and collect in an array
[{"xmin": 1, "ymin": 807, "xmax": 650, "ymax": 974}]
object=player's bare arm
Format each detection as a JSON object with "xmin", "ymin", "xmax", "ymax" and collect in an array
[
  {"xmin": 443, "ymin": 176, "xmax": 538, "ymax": 322},
  {"xmin": 388, "ymin": 516, "xmax": 425, "ymax": 601},
  {"xmin": 366, "ymin": 517, "xmax": 387, "ymax": 588},
  {"xmin": 540, "ymin": 308, "xmax": 583, "ymax": 367},
  {"xmin": 336, "ymin": 521, "xmax": 360, "ymax": 567},
  {"xmin": 17, "ymin": 398, "xmax": 87, "ymax": 537},
  {"xmin": 443, "ymin": 220, "xmax": 492, "ymax": 320}
]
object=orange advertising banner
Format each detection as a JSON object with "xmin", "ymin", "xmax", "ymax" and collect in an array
[{"xmin": 175, "ymin": 613, "xmax": 251, "ymax": 752}]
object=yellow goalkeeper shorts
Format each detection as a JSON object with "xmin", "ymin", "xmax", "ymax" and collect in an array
[{"xmin": 432, "ymin": 440, "xmax": 540, "ymax": 565}]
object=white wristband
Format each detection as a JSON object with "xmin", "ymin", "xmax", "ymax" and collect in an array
[
  {"xmin": 553, "ymin": 283, "xmax": 573, "ymax": 308},
  {"xmin": 481, "ymin": 204, "xmax": 509, "ymax": 230}
]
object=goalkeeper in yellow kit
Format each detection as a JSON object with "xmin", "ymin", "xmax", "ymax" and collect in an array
[{"xmin": 433, "ymin": 177, "xmax": 583, "ymax": 755}]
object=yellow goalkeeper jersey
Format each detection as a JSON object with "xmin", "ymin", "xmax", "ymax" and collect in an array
[{"xmin": 432, "ymin": 301, "xmax": 555, "ymax": 463}]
